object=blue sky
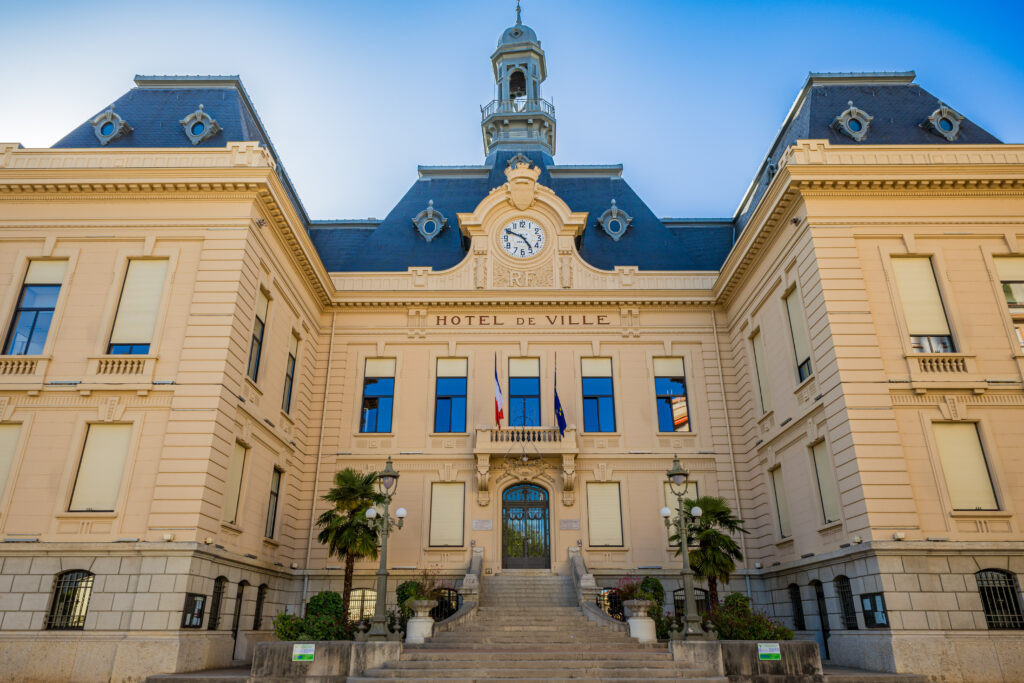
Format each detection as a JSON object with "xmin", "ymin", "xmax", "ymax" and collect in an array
[{"xmin": 2, "ymin": 0, "xmax": 1022, "ymax": 220}]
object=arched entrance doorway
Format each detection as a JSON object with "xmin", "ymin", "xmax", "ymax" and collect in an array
[{"xmin": 502, "ymin": 484, "xmax": 550, "ymax": 569}]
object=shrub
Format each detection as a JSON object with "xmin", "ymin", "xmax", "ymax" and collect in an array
[
  {"xmin": 640, "ymin": 577, "xmax": 665, "ymax": 616},
  {"xmin": 709, "ymin": 592, "xmax": 793, "ymax": 641},
  {"xmin": 616, "ymin": 574, "xmax": 653, "ymax": 602},
  {"xmin": 272, "ymin": 590, "xmax": 361, "ymax": 642},
  {"xmin": 273, "ymin": 612, "xmax": 303, "ymax": 641},
  {"xmin": 396, "ymin": 581, "xmax": 424, "ymax": 616}
]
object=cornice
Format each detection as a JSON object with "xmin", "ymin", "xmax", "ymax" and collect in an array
[{"xmin": 327, "ymin": 296, "xmax": 716, "ymax": 309}]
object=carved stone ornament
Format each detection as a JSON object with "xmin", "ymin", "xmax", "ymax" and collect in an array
[
  {"xmin": 179, "ymin": 104, "xmax": 222, "ymax": 145},
  {"xmin": 505, "ymin": 154, "xmax": 542, "ymax": 211},
  {"xmin": 596, "ymin": 199, "xmax": 633, "ymax": 242},
  {"xmin": 561, "ymin": 454, "xmax": 576, "ymax": 506},
  {"xmin": 923, "ymin": 103, "xmax": 965, "ymax": 142},
  {"xmin": 476, "ymin": 454, "xmax": 491, "ymax": 506},
  {"xmin": 832, "ymin": 101, "xmax": 873, "ymax": 142},
  {"xmin": 91, "ymin": 107, "xmax": 132, "ymax": 146},
  {"xmin": 412, "ymin": 199, "xmax": 449, "ymax": 242}
]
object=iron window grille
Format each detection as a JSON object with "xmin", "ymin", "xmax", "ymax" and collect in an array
[
  {"xmin": 265, "ymin": 469, "xmax": 282, "ymax": 539},
  {"xmin": 835, "ymin": 576, "xmax": 858, "ymax": 629},
  {"xmin": 181, "ymin": 593, "xmax": 207, "ymax": 629},
  {"xmin": 46, "ymin": 570, "xmax": 94, "ymax": 630},
  {"xmin": 231, "ymin": 581, "xmax": 248, "ymax": 637},
  {"xmin": 253, "ymin": 584, "xmax": 269, "ymax": 630},
  {"xmin": 860, "ymin": 592, "xmax": 889, "ymax": 628},
  {"xmin": 976, "ymin": 569, "xmax": 1024, "ymax": 630},
  {"xmin": 430, "ymin": 588, "xmax": 462, "ymax": 622},
  {"xmin": 208, "ymin": 576, "xmax": 227, "ymax": 630},
  {"xmin": 348, "ymin": 589, "xmax": 376, "ymax": 621},
  {"xmin": 672, "ymin": 587, "xmax": 710, "ymax": 617},
  {"xmin": 789, "ymin": 584, "xmax": 806, "ymax": 630},
  {"xmin": 3, "ymin": 283, "xmax": 60, "ymax": 355},
  {"xmin": 596, "ymin": 588, "xmax": 624, "ymax": 621}
]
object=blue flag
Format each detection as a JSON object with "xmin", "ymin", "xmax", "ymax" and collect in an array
[{"xmin": 554, "ymin": 367, "xmax": 567, "ymax": 436}]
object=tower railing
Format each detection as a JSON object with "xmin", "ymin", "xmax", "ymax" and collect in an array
[{"xmin": 481, "ymin": 98, "xmax": 556, "ymax": 119}]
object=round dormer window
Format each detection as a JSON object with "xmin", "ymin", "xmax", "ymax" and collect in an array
[
  {"xmin": 606, "ymin": 219, "xmax": 624, "ymax": 237},
  {"xmin": 179, "ymin": 105, "xmax": 221, "ymax": 145},
  {"xmin": 91, "ymin": 107, "xmax": 131, "ymax": 145},
  {"xmin": 938, "ymin": 117, "xmax": 954, "ymax": 132},
  {"xmin": 597, "ymin": 199, "xmax": 633, "ymax": 242},
  {"xmin": 510, "ymin": 28, "xmax": 522, "ymax": 38},
  {"xmin": 100, "ymin": 121, "xmax": 114, "ymax": 136},
  {"xmin": 422, "ymin": 219, "xmax": 437, "ymax": 235},
  {"xmin": 832, "ymin": 101, "xmax": 872, "ymax": 142},
  {"xmin": 847, "ymin": 118, "xmax": 862, "ymax": 133},
  {"xmin": 412, "ymin": 200, "xmax": 448, "ymax": 242},
  {"xmin": 191, "ymin": 121, "xmax": 206, "ymax": 136}
]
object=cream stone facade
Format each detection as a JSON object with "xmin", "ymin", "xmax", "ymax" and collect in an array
[{"xmin": 2, "ymin": 18, "xmax": 1024, "ymax": 683}]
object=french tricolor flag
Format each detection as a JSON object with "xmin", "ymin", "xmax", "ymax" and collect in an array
[{"xmin": 494, "ymin": 354, "xmax": 504, "ymax": 429}]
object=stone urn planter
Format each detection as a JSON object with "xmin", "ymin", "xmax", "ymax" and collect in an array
[
  {"xmin": 404, "ymin": 599, "xmax": 438, "ymax": 644},
  {"xmin": 622, "ymin": 599, "xmax": 657, "ymax": 643}
]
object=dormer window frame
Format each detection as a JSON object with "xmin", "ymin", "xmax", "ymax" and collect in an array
[
  {"xmin": 90, "ymin": 108, "xmax": 132, "ymax": 146},
  {"xmin": 179, "ymin": 104, "xmax": 222, "ymax": 146},
  {"xmin": 924, "ymin": 104, "xmax": 965, "ymax": 142},
  {"xmin": 832, "ymin": 101, "xmax": 873, "ymax": 142}
]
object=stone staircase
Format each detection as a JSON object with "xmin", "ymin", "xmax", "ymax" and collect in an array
[{"xmin": 351, "ymin": 570, "xmax": 725, "ymax": 681}]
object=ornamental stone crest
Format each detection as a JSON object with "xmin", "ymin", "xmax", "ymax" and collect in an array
[{"xmin": 505, "ymin": 154, "xmax": 542, "ymax": 211}]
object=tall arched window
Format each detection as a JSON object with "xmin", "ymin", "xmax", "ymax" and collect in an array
[
  {"xmin": 348, "ymin": 588, "xmax": 376, "ymax": 620},
  {"xmin": 788, "ymin": 583, "xmax": 805, "ymax": 631},
  {"xmin": 976, "ymin": 569, "xmax": 1024, "ymax": 630},
  {"xmin": 835, "ymin": 575, "xmax": 858, "ymax": 629},
  {"xmin": 208, "ymin": 576, "xmax": 227, "ymax": 630},
  {"xmin": 253, "ymin": 584, "xmax": 269, "ymax": 631},
  {"xmin": 46, "ymin": 570, "xmax": 94, "ymax": 630}
]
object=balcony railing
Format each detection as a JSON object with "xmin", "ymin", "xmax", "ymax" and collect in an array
[
  {"xmin": 475, "ymin": 425, "xmax": 578, "ymax": 454},
  {"xmin": 481, "ymin": 98, "xmax": 556, "ymax": 120},
  {"xmin": 916, "ymin": 354, "xmax": 969, "ymax": 374}
]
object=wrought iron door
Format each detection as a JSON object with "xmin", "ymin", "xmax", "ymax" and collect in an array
[{"xmin": 502, "ymin": 484, "xmax": 550, "ymax": 569}]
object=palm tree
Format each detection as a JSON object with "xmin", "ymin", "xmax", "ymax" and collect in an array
[
  {"xmin": 316, "ymin": 468, "xmax": 386, "ymax": 616},
  {"xmin": 669, "ymin": 495, "xmax": 747, "ymax": 607}
]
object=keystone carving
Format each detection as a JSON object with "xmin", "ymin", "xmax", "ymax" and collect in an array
[
  {"xmin": 505, "ymin": 155, "xmax": 542, "ymax": 211},
  {"xmin": 476, "ymin": 454, "xmax": 491, "ymax": 506}
]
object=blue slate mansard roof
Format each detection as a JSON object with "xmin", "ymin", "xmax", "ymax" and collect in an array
[{"xmin": 50, "ymin": 72, "xmax": 1002, "ymax": 274}]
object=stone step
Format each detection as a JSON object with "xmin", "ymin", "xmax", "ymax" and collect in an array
[
  {"xmin": 386, "ymin": 659, "xmax": 685, "ymax": 671},
  {"xmin": 351, "ymin": 676, "xmax": 726, "ymax": 682},
  {"xmin": 359, "ymin": 667, "xmax": 709, "ymax": 679},
  {"xmin": 427, "ymin": 636, "xmax": 634, "ymax": 645},
  {"xmin": 403, "ymin": 642, "xmax": 667, "ymax": 651},
  {"xmin": 401, "ymin": 651, "xmax": 673, "ymax": 662}
]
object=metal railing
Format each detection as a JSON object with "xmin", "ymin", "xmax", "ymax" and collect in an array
[
  {"xmin": 46, "ymin": 570, "xmax": 94, "ymax": 630},
  {"xmin": 481, "ymin": 98, "xmax": 555, "ymax": 119},
  {"xmin": 597, "ymin": 588, "xmax": 624, "ymax": 621},
  {"xmin": 485, "ymin": 426, "xmax": 563, "ymax": 443},
  {"xmin": 977, "ymin": 569, "xmax": 1024, "ymax": 630},
  {"xmin": 672, "ymin": 586, "xmax": 710, "ymax": 617}
]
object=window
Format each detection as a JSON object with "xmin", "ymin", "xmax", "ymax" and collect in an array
[
  {"xmin": 976, "ymin": 569, "xmax": 1024, "ymax": 630},
  {"xmin": 181, "ymin": 593, "xmax": 207, "ymax": 628},
  {"xmin": 586, "ymin": 482, "xmax": 623, "ymax": 546},
  {"xmin": 789, "ymin": 584, "xmax": 805, "ymax": 630},
  {"xmin": 265, "ymin": 468, "xmax": 282, "ymax": 538},
  {"xmin": 434, "ymin": 358, "xmax": 467, "ymax": 433},
  {"xmin": 672, "ymin": 586, "xmax": 711, "ymax": 617},
  {"xmin": 3, "ymin": 260, "xmax": 66, "ymax": 355},
  {"xmin": 253, "ymin": 584, "xmax": 269, "ymax": 630},
  {"xmin": 784, "ymin": 288, "xmax": 813, "ymax": 380},
  {"xmin": 0, "ymin": 424, "xmax": 22, "ymax": 497},
  {"xmin": 653, "ymin": 358, "xmax": 689, "ymax": 432},
  {"xmin": 348, "ymin": 588, "xmax": 376, "ymax": 620},
  {"xmin": 994, "ymin": 257, "xmax": 1024, "ymax": 352},
  {"xmin": 811, "ymin": 441, "xmax": 841, "ymax": 524},
  {"xmin": 581, "ymin": 358, "xmax": 615, "ymax": 432},
  {"xmin": 508, "ymin": 358, "xmax": 540, "ymax": 427},
  {"xmin": 247, "ymin": 289, "xmax": 269, "ymax": 381},
  {"xmin": 46, "ymin": 570, "xmax": 94, "ymax": 630},
  {"xmin": 281, "ymin": 334, "xmax": 298, "ymax": 412},
  {"xmin": 429, "ymin": 482, "xmax": 465, "ymax": 547},
  {"xmin": 208, "ymin": 577, "xmax": 227, "ymax": 630},
  {"xmin": 107, "ymin": 259, "xmax": 168, "ymax": 354},
  {"xmin": 891, "ymin": 257, "xmax": 955, "ymax": 353},
  {"xmin": 751, "ymin": 331, "xmax": 771, "ymax": 413},
  {"xmin": 360, "ymin": 358, "xmax": 395, "ymax": 433},
  {"xmin": 860, "ymin": 592, "xmax": 888, "ymax": 628},
  {"xmin": 231, "ymin": 582, "xmax": 247, "ymax": 636},
  {"xmin": 69, "ymin": 424, "xmax": 132, "ymax": 512},
  {"xmin": 932, "ymin": 423, "xmax": 997, "ymax": 511},
  {"xmin": 770, "ymin": 467, "xmax": 791, "ymax": 538},
  {"xmin": 223, "ymin": 442, "xmax": 246, "ymax": 524},
  {"xmin": 835, "ymin": 576, "xmax": 858, "ymax": 630}
]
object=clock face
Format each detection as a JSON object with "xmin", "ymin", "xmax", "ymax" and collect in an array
[{"xmin": 500, "ymin": 218, "xmax": 546, "ymax": 259}]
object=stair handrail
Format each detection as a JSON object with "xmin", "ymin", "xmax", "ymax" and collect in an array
[
  {"xmin": 569, "ymin": 546, "xmax": 628, "ymax": 632},
  {"xmin": 435, "ymin": 546, "xmax": 482, "ymax": 633}
]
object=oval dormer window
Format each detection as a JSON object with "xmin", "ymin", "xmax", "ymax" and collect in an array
[
  {"xmin": 191, "ymin": 121, "xmax": 206, "ymax": 136},
  {"xmin": 924, "ymin": 104, "xmax": 965, "ymax": 142},
  {"xmin": 606, "ymin": 219, "xmax": 624, "ymax": 237},
  {"xmin": 90, "ymin": 107, "xmax": 132, "ymax": 145},
  {"xmin": 832, "ymin": 101, "xmax": 872, "ymax": 142},
  {"xmin": 422, "ymin": 219, "xmax": 437, "ymax": 236},
  {"xmin": 597, "ymin": 200, "xmax": 633, "ymax": 242},
  {"xmin": 179, "ymin": 105, "xmax": 221, "ymax": 145},
  {"xmin": 412, "ymin": 200, "xmax": 448, "ymax": 243},
  {"xmin": 847, "ymin": 118, "xmax": 862, "ymax": 133},
  {"xmin": 100, "ymin": 122, "xmax": 114, "ymax": 136}
]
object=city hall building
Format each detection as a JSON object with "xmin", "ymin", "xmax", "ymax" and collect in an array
[{"xmin": 1, "ymin": 13, "xmax": 1024, "ymax": 683}]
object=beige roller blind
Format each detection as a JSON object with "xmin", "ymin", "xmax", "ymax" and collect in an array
[
  {"xmin": 653, "ymin": 357, "xmax": 685, "ymax": 377},
  {"xmin": 0, "ymin": 424, "xmax": 21, "ymax": 496},
  {"xmin": 437, "ymin": 358, "xmax": 467, "ymax": 377},
  {"xmin": 365, "ymin": 358, "xmax": 395, "ymax": 378},
  {"xmin": 891, "ymin": 257, "xmax": 950, "ymax": 336},
  {"xmin": 751, "ymin": 331, "xmax": 771, "ymax": 412},
  {"xmin": 770, "ymin": 468, "xmax": 791, "ymax": 538},
  {"xmin": 812, "ymin": 442, "xmax": 841, "ymax": 524},
  {"xmin": 25, "ymin": 260, "xmax": 67, "ymax": 285},
  {"xmin": 932, "ymin": 423, "xmax": 998, "ymax": 510},
  {"xmin": 429, "ymin": 482, "xmax": 465, "ymax": 546},
  {"xmin": 994, "ymin": 257, "xmax": 1024, "ymax": 281},
  {"xmin": 509, "ymin": 357, "xmax": 539, "ymax": 377},
  {"xmin": 581, "ymin": 358, "xmax": 612, "ymax": 377},
  {"xmin": 256, "ymin": 289, "xmax": 269, "ymax": 321},
  {"xmin": 288, "ymin": 333, "xmax": 299, "ymax": 357},
  {"xmin": 785, "ymin": 289, "xmax": 812, "ymax": 363},
  {"xmin": 223, "ymin": 442, "xmax": 247, "ymax": 524},
  {"xmin": 587, "ymin": 482, "xmax": 623, "ymax": 546},
  {"xmin": 109, "ymin": 260, "xmax": 169, "ymax": 345},
  {"xmin": 69, "ymin": 424, "xmax": 132, "ymax": 512}
]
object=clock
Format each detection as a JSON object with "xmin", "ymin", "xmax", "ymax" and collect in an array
[{"xmin": 499, "ymin": 218, "xmax": 546, "ymax": 258}]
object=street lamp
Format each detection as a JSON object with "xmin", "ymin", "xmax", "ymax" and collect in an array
[
  {"xmin": 364, "ymin": 457, "xmax": 406, "ymax": 641},
  {"xmin": 662, "ymin": 454, "xmax": 708, "ymax": 639}
]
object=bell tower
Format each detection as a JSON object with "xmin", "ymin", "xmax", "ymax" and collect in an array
[{"xmin": 481, "ymin": 4, "xmax": 556, "ymax": 161}]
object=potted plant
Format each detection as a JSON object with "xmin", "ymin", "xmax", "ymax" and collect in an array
[
  {"xmin": 616, "ymin": 575, "xmax": 657, "ymax": 643},
  {"xmin": 401, "ymin": 571, "xmax": 444, "ymax": 644}
]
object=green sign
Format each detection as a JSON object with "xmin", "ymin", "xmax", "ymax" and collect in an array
[
  {"xmin": 292, "ymin": 643, "xmax": 315, "ymax": 662},
  {"xmin": 758, "ymin": 643, "xmax": 782, "ymax": 661}
]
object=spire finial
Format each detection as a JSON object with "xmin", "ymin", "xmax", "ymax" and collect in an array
[{"xmin": 515, "ymin": 0, "xmax": 522, "ymax": 25}]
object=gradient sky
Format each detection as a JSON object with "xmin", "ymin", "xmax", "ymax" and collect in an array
[{"xmin": 2, "ymin": 1, "xmax": 1022, "ymax": 220}]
